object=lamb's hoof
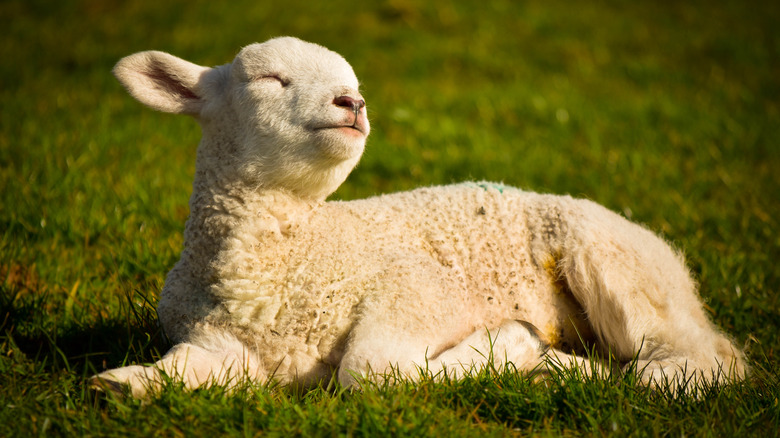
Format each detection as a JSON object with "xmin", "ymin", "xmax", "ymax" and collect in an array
[
  {"xmin": 89, "ymin": 374, "xmax": 126, "ymax": 397},
  {"xmin": 89, "ymin": 365, "xmax": 153, "ymax": 399},
  {"xmin": 514, "ymin": 320, "xmax": 552, "ymax": 354}
]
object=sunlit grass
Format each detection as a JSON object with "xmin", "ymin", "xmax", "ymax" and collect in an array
[{"xmin": 1, "ymin": 0, "xmax": 778, "ymax": 435}]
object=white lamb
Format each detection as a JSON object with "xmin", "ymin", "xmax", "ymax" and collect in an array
[{"xmin": 92, "ymin": 37, "xmax": 746, "ymax": 398}]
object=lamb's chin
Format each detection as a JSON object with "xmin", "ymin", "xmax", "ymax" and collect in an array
[{"xmin": 312, "ymin": 129, "xmax": 366, "ymax": 162}]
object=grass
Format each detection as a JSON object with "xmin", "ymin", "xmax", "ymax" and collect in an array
[{"xmin": 1, "ymin": 0, "xmax": 779, "ymax": 435}]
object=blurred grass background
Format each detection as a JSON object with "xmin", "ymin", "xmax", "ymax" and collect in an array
[{"xmin": 1, "ymin": 0, "xmax": 778, "ymax": 435}]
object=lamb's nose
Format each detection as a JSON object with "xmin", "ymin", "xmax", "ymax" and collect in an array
[{"xmin": 333, "ymin": 95, "xmax": 366, "ymax": 112}]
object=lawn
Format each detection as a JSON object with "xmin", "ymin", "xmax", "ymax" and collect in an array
[{"xmin": 1, "ymin": 0, "xmax": 778, "ymax": 435}]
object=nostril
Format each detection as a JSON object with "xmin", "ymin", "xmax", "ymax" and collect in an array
[{"xmin": 333, "ymin": 95, "xmax": 366, "ymax": 112}]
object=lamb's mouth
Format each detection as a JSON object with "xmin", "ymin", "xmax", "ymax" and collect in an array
[{"xmin": 313, "ymin": 125, "xmax": 366, "ymax": 135}]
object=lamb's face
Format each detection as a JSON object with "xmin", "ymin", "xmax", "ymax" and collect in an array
[
  {"xmin": 227, "ymin": 37, "xmax": 369, "ymax": 199},
  {"xmin": 113, "ymin": 37, "xmax": 369, "ymax": 201}
]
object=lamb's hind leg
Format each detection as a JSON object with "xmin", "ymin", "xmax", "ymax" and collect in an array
[
  {"xmin": 555, "ymin": 200, "xmax": 747, "ymax": 388},
  {"xmin": 90, "ymin": 340, "xmax": 263, "ymax": 398}
]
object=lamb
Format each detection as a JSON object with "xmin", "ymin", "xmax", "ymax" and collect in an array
[{"xmin": 92, "ymin": 37, "xmax": 746, "ymax": 398}]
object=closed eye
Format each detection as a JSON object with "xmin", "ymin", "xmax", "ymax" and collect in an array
[{"xmin": 256, "ymin": 74, "xmax": 290, "ymax": 87}]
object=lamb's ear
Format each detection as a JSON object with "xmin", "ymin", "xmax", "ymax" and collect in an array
[{"xmin": 113, "ymin": 51, "xmax": 210, "ymax": 115}]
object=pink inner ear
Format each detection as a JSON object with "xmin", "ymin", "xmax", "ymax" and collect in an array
[{"xmin": 143, "ymin": 62, "xmax": 200, "ymax": 100}]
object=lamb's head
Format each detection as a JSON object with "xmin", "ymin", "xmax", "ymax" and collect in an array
[{"xmin": 113, "ymin": 37, "xmax": 369, "ymax": 201}]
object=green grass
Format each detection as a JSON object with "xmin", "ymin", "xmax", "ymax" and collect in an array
[{"xmin": 1, "ymin": 0, "xmax": 779, "ymax": 435}]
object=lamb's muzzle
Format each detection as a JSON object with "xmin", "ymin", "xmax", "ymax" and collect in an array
[{"xmin": 333, "ymin": 95, "xmax": 366, "ymax": 113}]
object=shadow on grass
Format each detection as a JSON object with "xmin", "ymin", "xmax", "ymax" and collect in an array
[{"xmin": 1, "ymin": 286, "xmax": 170, "ymax": 378}]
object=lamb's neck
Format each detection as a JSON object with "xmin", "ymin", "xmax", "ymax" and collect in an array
[{"xmin": 183, "ymin": 167, "xmax": 319, "ymax": 256}]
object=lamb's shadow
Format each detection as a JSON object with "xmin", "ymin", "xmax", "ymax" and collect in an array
[{"xmin": 2, "ymin": 289, "xmax": 170, "ymax": 376}]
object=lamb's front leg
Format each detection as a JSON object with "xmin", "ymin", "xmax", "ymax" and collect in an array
[
  {"xmin": 90, "ymin": 342, "xmax": 263, "ymax": 398},
  {"xmin": 430, "ymin": 320, "xmax": 548, "ymax": 377},
  {"xmin": 339, "ymin": 318, "xmax": 590, "ymax": 385}
]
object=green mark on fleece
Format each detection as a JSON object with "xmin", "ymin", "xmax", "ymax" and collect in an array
[{"xmin": 468, "ymin": 182, "xmax": 514, "ymax": 194}]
